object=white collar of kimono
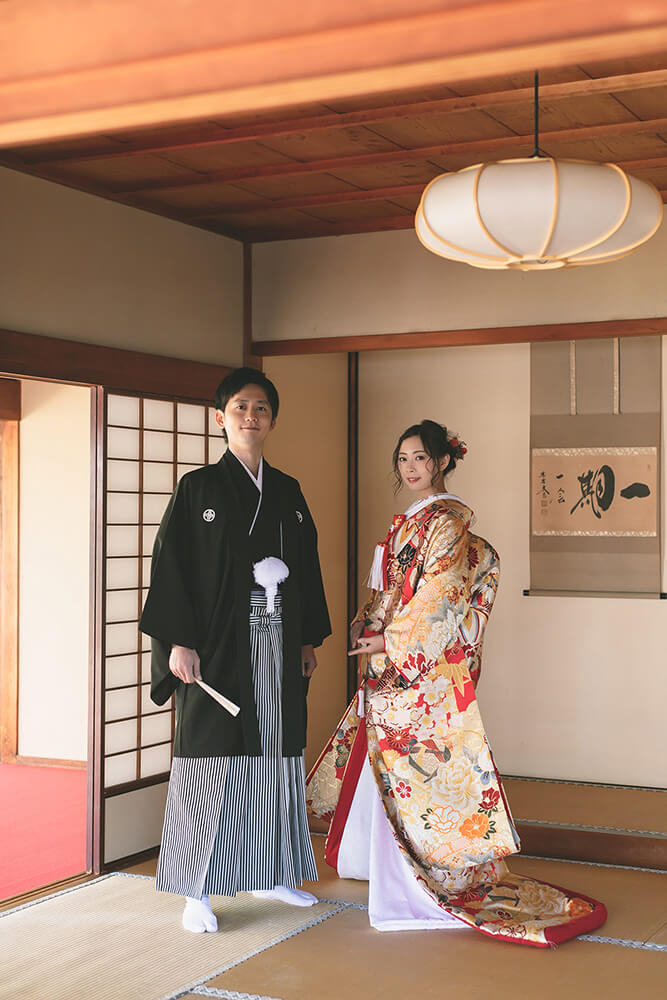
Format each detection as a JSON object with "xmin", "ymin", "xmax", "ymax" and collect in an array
[
  {"xmin": 228, "ymin": 450, "xmax": 263, "ymax": 535},
  {"xmin": 404, "ymin": 492, "xmax": 463, "ymax": 518},
  {"xmin": 232, "ymin": 451, "xmax": 263, "ymax": 493}
]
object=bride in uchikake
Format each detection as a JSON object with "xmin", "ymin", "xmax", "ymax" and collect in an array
[{"xmin": 306, "ymin": 418, "xmax": 607, "ymax": 948}]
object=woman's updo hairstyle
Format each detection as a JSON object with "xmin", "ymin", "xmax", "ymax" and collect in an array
[{"xmin": 392, "ymin": 419, "xmax": 467, "ymax": 493}]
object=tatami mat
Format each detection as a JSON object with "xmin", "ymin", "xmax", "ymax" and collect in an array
[
  {"xmin": 0, "ymin": 874, "xmax": 340, "ymax": 1000},
  {"xmin": 209, "ymin": 906, "xmax": 667, "ymax": 1000},
  {"xmin": 10, "ymin": 835, "xmax": 662, "ymax": 1000}
]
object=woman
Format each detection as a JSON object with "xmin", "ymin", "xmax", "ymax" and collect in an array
[{"xmin": 306, "ymin": 420, "xmax": 606, "ymax": 947}]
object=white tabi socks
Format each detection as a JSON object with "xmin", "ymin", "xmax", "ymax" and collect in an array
[
  {"xmin": 182, "ymin": 894, "xmax": 218, "ymax": 933},
  {"xmin": 252, "ymin": 886, "xmax": 318, "ymax": 906}
]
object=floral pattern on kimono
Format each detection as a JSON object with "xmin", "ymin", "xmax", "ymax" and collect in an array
[{"xmin": 307, "ymin": 499, "xmax": 606, "ymax": 947}]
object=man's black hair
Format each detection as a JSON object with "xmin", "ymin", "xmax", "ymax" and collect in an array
[{"xmin": 214, "ymin": 367, "xmax": 280, "ymax": 420}]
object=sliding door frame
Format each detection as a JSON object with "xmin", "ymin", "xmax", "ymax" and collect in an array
[{"xmin": 1, "ymin": 328, "xmax": 231, "ymax": 878}]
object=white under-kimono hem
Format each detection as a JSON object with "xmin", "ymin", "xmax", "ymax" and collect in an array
[{"xmin": 337, "ymin": 753, "xmax": 465, "ymax": 931}]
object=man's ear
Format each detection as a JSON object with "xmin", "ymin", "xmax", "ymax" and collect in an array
[{"xmin": 215, "ymin": 409, "xmax": 225, "ymax": 430}]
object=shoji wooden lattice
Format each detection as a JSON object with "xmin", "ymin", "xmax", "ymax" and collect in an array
[{"xmin": 103, "ymin": 393, "xmax": 224, "ymax": 792}]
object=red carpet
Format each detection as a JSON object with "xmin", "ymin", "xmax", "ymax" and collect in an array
[{"xmin": 0, "ymin": 762, "xmax": 87, "ymax": 900}]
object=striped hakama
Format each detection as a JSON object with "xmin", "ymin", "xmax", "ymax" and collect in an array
[{"xmin": 156, "ymin": 591, "xmax": 317, "ymax": 898}]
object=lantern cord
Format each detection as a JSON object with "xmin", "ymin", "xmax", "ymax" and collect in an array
[{"xmin": 532, "ymin": 71, "xmax": 540, "ymax": 157}]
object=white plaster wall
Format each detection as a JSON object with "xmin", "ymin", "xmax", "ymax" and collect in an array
[
  {"xmin": 18, "ymin": 379, "xmax": 91, "ymax": 761},
  {"xmin": 0, "ymin": 166, "xmax": 243, "ymax": 366},
  {"xmin": 253, "ymin": 223, "xmax": 667, "ymax": 342},
  {"xmin": 357, "ymin": 343, "xmax": 667, "ymax": 787}
]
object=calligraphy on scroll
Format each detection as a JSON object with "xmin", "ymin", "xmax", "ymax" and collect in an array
[{"xmin": 531, "ymin": 447, "xmax": 657, "ymax": 536}]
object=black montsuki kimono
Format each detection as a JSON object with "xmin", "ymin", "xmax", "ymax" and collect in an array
[{"xmin": 139, "ymin": 449, "xmax": 331, "ymax": 758}]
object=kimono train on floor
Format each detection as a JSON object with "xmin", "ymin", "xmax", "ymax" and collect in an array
[{"xmin": 306, "ymin": 494, "xmax": 607, "ymax": 947}]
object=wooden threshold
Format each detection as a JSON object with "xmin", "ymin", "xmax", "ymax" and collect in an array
[
  {"xmin": 0, "ymin": 871, "xmax": 93, "ymax": 912},
  {"xmin": 254, "ymin": 317, "xmax": 667, "ymax": 357},
  {"xmin": 12, "ymin": 755, "xmax": 87, "ymax": 770},
  {"xmin": 0, "ymin": 328, "xmax": 232, "ymax": 400}
]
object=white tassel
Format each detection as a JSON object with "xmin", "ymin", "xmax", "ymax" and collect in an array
[
  {"xmin": 253, "ymin": 556, "xmax": 289, "ymax": 612},
  {"xmin": 367, "ymin": 543, "xmax": 385, "ymax": 590}
]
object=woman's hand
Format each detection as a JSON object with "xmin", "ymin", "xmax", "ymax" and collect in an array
[
  {"xmin": 349, "ymin": 619, "xmax": 364, "ymax": 648},
  {"xmin": 347, "ymin": 634, "xmax": 384, "ymax": 657},
  {"xmin": 169, "ymin": 645, "xmax": 201, "ymax": 683},
  {"xmin": 302, "ymin": 644, "xmax": 317, "ymax": 678}
]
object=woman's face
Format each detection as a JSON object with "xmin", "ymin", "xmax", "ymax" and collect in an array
[{"xmin": 397, "ymin": 435, "xmax": 447, "ymax": 499}]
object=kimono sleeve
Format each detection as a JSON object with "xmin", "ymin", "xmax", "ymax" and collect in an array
[
  {"xmin": 383, "ymin": 511, "xmax": 470, "ymax": 688},
  {"xmin": 296, "ymin": 487, "xmax": 332, "ymax": 648},
  {"xmin": 139, "ymin": 477, "xmax": 198, "ymax": 705}
]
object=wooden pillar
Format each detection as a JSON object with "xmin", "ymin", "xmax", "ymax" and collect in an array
[
  {"xmin": 0, "ymin": 378, "xmax": 20, "ymax": 761},
  {"xmin": 347, "ymin": 353, "xmax": 359, "ymax": 701},
  {"xmin": 243, "ymin": 243, "xmax": 262, "ymax": 371}
]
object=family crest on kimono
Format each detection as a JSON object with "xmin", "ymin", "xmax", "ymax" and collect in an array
[
  {"xmin": 306, "ymin": 419, "xmax": 607, "ymax": 947},
  {"xmin": 140, "ymin": 367, "xmax": 331, "ymax": 933}
]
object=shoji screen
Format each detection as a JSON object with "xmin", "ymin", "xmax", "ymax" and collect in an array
[{"xmin": 102, "ymin": 392, "xmax": 224, "ymax": 861}]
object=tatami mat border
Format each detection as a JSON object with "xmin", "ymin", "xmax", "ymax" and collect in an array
[
  {"xmin": 518, "ymin": 853, "xmax": 667, "ymax": 874},
  {"xmin": 579, "ymin": 935, "xmax": 667, "ymax": 952},
  {"xmin": 503, "ymin": 775, "xmax": 667, "ymax": 793},
  {"xmin": 192, "ymin": 989, "xmax": 285, "ymax": 1000},
  {"xmin": 516, "ymin": 818, "xmax": 667, "ymax": 838}
]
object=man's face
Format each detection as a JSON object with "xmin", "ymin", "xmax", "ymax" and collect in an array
[{"xmin": 215, "ymin": 384, "xmax": 275, "ymax": 451}]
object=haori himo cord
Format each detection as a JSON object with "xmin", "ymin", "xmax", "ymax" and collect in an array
[{"xmin": 140, "ymin": 367, "xmax": 330, "ymax": 933}]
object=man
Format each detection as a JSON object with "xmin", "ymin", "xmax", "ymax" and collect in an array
[{"xmin": 140, "ymin": 367, "xmax": 331, "ymax": 933}]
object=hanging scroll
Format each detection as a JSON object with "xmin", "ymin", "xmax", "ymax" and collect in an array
[{"xmin": 529, "ymin": 337, "xmax": 662, "ymax": 596}]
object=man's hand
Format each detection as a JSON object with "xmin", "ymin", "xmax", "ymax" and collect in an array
[
  {"xmin": 302, "ymin": 644, "xmax": 317, "ymax": 678},
  {"xmin": 169, "ymin": 645, "xmax": 201, "ymax": 684}
]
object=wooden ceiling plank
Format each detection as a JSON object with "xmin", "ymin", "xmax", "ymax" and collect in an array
[
  {"xmin": 18, "ymin": 68, "xmax": 667, "ymax": 167},
  {"xmin": 183, "ymin": 183, "xmax": 427, "ymax": 220},
  {"xmin": 111, "ymin": 115, "xmax": 667, "ymax": 194},
  {"xmin": 230, "ymin": 172, "xmax": 360, "ymax": 200},
  {"xmin": 299, "ymin": 200, "xmax": 413, "ymax": 223}
]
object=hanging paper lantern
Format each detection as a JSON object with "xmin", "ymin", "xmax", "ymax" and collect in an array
[{"xmin": 415, "ymin": 157, "xmax": 663, "ymax": 270}]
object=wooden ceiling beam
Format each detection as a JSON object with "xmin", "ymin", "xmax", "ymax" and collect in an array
[
  {"xmin": 186, "ymin": 184, "xmax": 426, "ymax": 220},
  {"xmin": 2, "ymin": 2, "xmax": 667, "ymax": 147},
  {"xmin": 254, "ymin": 317, "xmax": 667, "ymax": 356},
  {"xmin": 116, "ymin": 116, "xmax": 667, "ymax": 194},
  {"xmin": 19, "ymin": 68, "xmax": 667, "ymax": 167},
  {"xmin": 239, "ymin": 215, "xmax": 416, "ymax": 242}
]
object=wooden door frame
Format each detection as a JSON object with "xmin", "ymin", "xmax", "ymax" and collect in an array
[
  {"xmin": 1, "ymin": 328, "xmax": 232, "ymax": 878},
  {"xmin": 0, "ymin": 379, "xmax": 20, "ymax": 763}
]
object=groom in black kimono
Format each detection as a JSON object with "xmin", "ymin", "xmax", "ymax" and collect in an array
[{"xmin": 140, "ymin": 367, "xmax": 330, "ymax": 933}]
